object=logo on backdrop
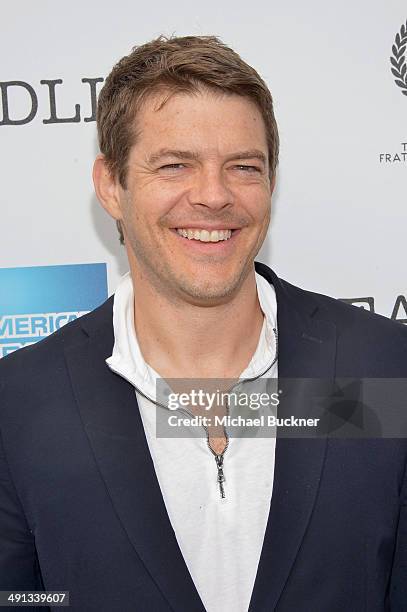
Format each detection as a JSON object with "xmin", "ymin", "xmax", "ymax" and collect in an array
[
  {"xmin": 390, "ymin": 19, "xmax": 407, "ymax": 97},
  {"xmin": 340, "ymin": 296, "xmax": 407, "ymax": 324},
  {"xmin": 0, "ymin": 263, "xmax": 108, "ymax": 358},
  {"xmin": 0, "ymin": 78, "xmax": 104, "ymax": 126},
  {"xmin": 379, "ymin": 141, "xmax": 406, "ymax": 163}
]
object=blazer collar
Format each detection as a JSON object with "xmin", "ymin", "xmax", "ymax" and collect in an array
[{"xmin": 66, "ymin": 262, "xmax": 337, "ymax": 612}]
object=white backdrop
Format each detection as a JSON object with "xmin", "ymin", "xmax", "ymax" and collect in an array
[{"xmin": 1, "ymin": 0, "xmax": 406, "ymax": 321}]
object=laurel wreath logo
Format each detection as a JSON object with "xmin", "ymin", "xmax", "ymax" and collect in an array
[{"xmin": 390, "ymin": 20, "xmax": 407, "ymax": 96}]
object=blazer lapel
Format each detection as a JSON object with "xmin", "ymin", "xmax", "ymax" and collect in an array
[
  {"xmin": 64, "ymin": 305, "xmax": 206, "ymax": 612},
  {"xmin": 249, "ymin": 264, "xmax": 337, "ymax": 611}
]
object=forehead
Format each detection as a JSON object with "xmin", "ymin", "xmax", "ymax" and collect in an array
[{"xmin": 132, "ymin": 88, "xmax": 268, "ymax": 155}]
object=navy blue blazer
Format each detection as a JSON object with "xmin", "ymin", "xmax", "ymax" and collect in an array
[{"xmin": 1, "ymin": 262, "xmax": 407, "ymax": 611}]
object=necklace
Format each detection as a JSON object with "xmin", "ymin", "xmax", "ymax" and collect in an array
[
  {"xmin": 206, "ymin": 327, "xmax": 278, "ymax": 499},
  {"xmin": 131, "ymin": 327, "xmax": 278, "ymax": 500}
]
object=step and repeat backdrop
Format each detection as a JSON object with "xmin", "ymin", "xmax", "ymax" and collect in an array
[{"xmin": 1, "ymin": 0, "xmax": 406, "ymax": 357}]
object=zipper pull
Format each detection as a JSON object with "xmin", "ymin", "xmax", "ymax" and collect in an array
[{"xmin": 215, "ymin": 454, "xmax": 226, "ymax": 499}]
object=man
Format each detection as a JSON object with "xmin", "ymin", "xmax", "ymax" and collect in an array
[{"xmin": 0, "ymin": 35, "xmax": 406, "ymax": 612}]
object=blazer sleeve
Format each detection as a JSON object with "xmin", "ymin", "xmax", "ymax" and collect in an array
[
  {"xmin": 0, "ymin": 428, "xmax": 49, "ymax": 611},
  {"xmin": 390, "ymin": 455, "xmax": 407, "ymax": 610}
]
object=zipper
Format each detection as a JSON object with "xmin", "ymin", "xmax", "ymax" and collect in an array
[
  {"xmin": 200, "ymin": 326, "xmax": 278, "ymax": 499},
  {"xmin": 146, "ymin": 381, "xmax": 230, "ymax": 499},
  {"xmin": 106, "ymin": 326, "xmax": 278, "ymax": 501},
  {"xmin": 108, "ymin": 365, "xmax": 231, "ymax": 499},
  {"xmin": 205, "ymin": 394, "xmax": 230, "ymax": 500}
]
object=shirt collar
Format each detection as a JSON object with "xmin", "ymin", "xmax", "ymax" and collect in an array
[{"xmin": 106, "ymin": 271, "xmax": 278, "ymax": 399}]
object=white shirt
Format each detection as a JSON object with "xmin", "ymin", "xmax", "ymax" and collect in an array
[{"xmin": 106, "ymin": 272, "xmax": 278, "ymax": 612}]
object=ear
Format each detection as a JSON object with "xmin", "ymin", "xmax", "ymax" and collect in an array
[
  {"xmin": 270, "ymin": 171, "xmax": 277, "ymax": 194},
  {"xmin": 93, "ymin": 154, "xmax": 123, "ymax": 221}
]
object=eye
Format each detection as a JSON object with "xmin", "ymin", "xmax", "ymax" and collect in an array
[
  {"xmin": 159, "ymin": 163, "xmax": 186, "ymax": 171},
  {"xmin": 234, "ymin": 165, "xmax": 262, "ymax": 173}
]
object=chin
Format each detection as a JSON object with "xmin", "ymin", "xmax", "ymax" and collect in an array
[{"xmin": 176, "ymin": 271, "xmax": 243, "ymax": 303}]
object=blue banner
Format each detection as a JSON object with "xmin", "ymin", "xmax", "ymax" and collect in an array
[{"xmin": 0, "ymin": 263, "xmax": 108, "ymax": 358}]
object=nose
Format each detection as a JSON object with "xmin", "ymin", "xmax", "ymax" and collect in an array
[{"xmin": 187, "ymin": 166, "xmax": 234, "ymax": 211}]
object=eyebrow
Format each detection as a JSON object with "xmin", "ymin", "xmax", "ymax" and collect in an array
[{"xmin": 146, "ymin": 148, "xmax": 267, "ymax": 166}]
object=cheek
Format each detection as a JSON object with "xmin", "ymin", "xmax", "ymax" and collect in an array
[
  {"xmin": 134, "ymin": 185, "xmax": 185, "ymax": 223},
  {"xmin": 246, "ymin": 190, "xmax": 271, "ymax": 223}
]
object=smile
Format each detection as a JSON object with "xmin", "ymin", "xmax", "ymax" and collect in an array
[{"xmin": 176, "ymin": 228, "xmax": 233, "ymax": 242}]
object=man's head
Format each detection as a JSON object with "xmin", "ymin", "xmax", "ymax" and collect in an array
[{"xmin": 94, "ymin": 35, "xmax": 279, "ymax": 305}]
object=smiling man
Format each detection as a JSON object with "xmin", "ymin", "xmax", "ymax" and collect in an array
[
  {"xmin": 93, "ymin": 86, "xmax": 272, "ymax": 385},
  {"xmin": 1, "ymin": 35, "xmax": 407, "ymax": 612},
  {"xmin": 97, "ymin": 91, "xmax": 271, "ymax": 305}
]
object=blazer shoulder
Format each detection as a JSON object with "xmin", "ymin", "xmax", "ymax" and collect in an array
[
  {"xmin": 278, "ymin": 276, "xmax": 407, "ymax": 374},
  {"xmin": 292, "ymin": 281, "xmax": 406, "ymax": 338},
  {"xmin": 279, "ymin": 274, "xmax": 406, "ymax": 332},
  {"xmin": 256, "ymin": 261, "xmax": 402, "ymax": 331},
  {"xmin": 0, "ymin": 296, "xmax": 114, "ymax": 384}
]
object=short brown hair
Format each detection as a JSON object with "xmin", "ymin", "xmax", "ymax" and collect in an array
[{"xmin": 96, "ymin": 35, "xmax": 279, "ymax": 243}]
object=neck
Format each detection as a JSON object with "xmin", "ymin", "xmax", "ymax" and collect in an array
[{"xmin": 128, "ymin": 263, "xmax": 264, "ymax": 380}]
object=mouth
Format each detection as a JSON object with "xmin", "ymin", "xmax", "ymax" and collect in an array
[{"xmin": 173, "ymin": 228, "xmax": 239, "ymax": 243}]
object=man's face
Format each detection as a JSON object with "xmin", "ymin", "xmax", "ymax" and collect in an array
[{"xmin": 118, "ymin": 87, "xmax": 273, "ymax": 304}]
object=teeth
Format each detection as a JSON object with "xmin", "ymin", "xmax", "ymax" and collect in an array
[{"xmin": 176, "ymin": 228, "xmax": 233, "ymax": 242}]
